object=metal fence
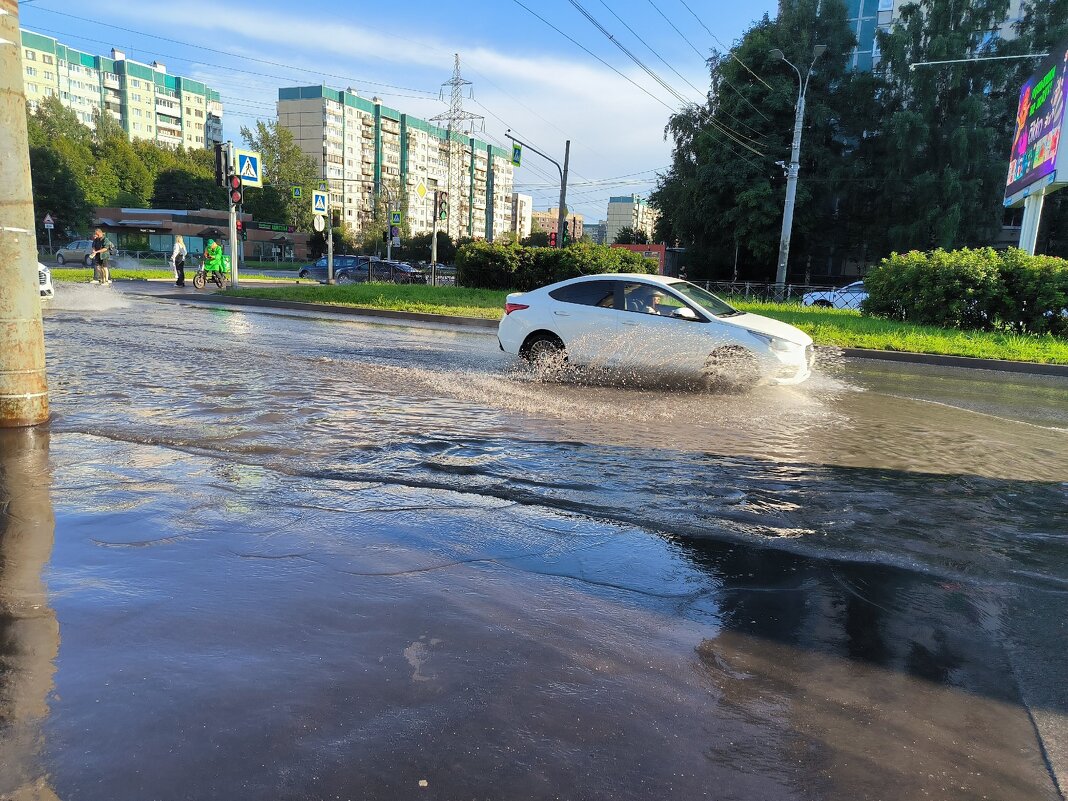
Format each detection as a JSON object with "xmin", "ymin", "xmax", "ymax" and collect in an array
[{"xmin": 693, "ymin": 281, "xmax": 867, "ymax": 310}]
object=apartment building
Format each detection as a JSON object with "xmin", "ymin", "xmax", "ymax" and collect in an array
[
  {"xmin": 606, "ymin": 195, "xmax": 658, "ymax": 243},
  {"xmin": 20, "ymin": 30, "xmax": 222, "ymax": 148},
  {"xmin": 845, "ymin": 0, "xmax": 1026, "ymax": 71},
  {"xmin": 531, "ymin": 208, "xmax": 584, "ymax": 239},
  {"xmin": 511, "ymin": 193, "xmax": 533, "ymax": 240},
  {"xmin": 277, "ymin": 85, "xmax": 514, "ymax": 240},
  {"xmin": 585, "ymin": 220, "xmax": 608, "ymax": 245}
]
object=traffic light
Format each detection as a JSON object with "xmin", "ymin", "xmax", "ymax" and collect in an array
[
  {"xmin": 383, "ymin": 229, "xmax": 389, "ymax": 243},
  {"xmin": 562, "ymin": 220, "xmax": 570, "ymax": 245},
  {"xmin": 214, "ymin": 142, "xmax": 228, "ymax": 188},
  {"xmin": 436, "ymin": 191, "xmax": 449, "ymax": 221},
  {"xmin": 549, "ymin": 231, "xmax": 557, "ymax": 247},
  {"xmin": 227, "ymin": 172, "xmax": 242, "ymax": 206},
  {"xmin": 236, "ymin": 220, "xmax": 247, "ymax": 241}
]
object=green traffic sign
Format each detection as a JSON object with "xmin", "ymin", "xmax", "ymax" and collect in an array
[
  {"xmin": 511, "ymin": 143, "xmax": 522, "ymax": 167},
  {"xmin": 390, "ymin": 211, "xmax": 402, "ymax": 225}
]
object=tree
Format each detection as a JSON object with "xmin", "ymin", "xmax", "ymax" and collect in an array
[
  {"xmin": 152, "ymin": 169, "xmax": 225, "ymax": 210},
  {"xmin": 521, "ymin": 231, "xmax": 550, "ymax": 247},
  {"xmin": 240, "ymin": 121, "xmax": 319, "ymax": 230},
  {"xmin": 613, "ymin": 226, "xmax": 649, "ymax": 245}
]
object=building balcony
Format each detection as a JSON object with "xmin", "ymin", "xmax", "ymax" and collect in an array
[
  {"xmin": 102, "ymin": 73, "xmax": 120, "ymax": 89},
  {"xmin": 157, "ymin": 118, "xmax": 182, "ymax": 134}
]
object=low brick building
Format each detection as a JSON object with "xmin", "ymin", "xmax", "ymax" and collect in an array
[{"xmin": 91, "ymin": 207, "xmax": 310, "ymax": 261}]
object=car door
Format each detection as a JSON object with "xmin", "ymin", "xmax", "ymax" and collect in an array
[
  {"xmin": 618, "ymin": 282, "xmax": 710, "ymax": 372},
  {"xmin": 545, "ymin": 279, "xmax": 622, "ymax": 366},
  {"xmin": 834, "ymin": 281, "xmax": 866, "ymax": 309}
]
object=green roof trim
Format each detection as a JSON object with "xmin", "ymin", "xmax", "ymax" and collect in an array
[{"xmin": 21, "ymin": 30, "xmax": 57, "ymax": 54}]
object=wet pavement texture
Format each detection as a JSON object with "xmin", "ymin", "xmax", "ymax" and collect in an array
[{"xmin": 1, "ymin": 283, "xmax": 1067, "ymax": 800}]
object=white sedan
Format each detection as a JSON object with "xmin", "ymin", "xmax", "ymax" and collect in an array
[
  {"xmin": 801, "ymin": 280, "xmax": 867, "ymax": 309},
  {"xmin": 498, "ymin": 274, "xmax": 814, "ymax": 386}
]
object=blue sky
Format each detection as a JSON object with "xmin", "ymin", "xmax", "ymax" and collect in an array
[{"xmin": 19, "ymin": 0, "xmax": 778, "ymax": 221}]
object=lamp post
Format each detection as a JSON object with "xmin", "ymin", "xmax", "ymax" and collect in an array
[{"xmin": 770, "ymin": 44, "xmax": 826, "ymax": 294}]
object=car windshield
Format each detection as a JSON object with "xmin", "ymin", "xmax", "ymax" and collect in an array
[{"xmin": 666, "ymin": 281, "xmax": 740, "ymax": 317}]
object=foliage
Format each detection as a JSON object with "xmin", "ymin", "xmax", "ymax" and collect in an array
[
  {"xmin": 240, "ymin": 121, "xmax": 319, "ymax": 229},
  {"xmin": 863, "ymin": 247, "xmax": 1068, "ymax": 334},
  {"xmin": 651, "ymin": 0, "xmax": 1064, "ymax": 279},
  {"xmin": 613, "ymin": 227, "xmax": 649, "ymax": 245},
  {"xmin": 522, "ymin": 231, "xmax": 550, "ymax": 247},
  {"xmin": 456, "ymin": 241, "xmax": 655, "ymax": 290}
]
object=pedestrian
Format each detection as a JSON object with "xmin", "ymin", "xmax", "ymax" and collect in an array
[
  {"xmin": 90, "ymin": 227, "xmax": 113, "ymax": 285},
  {"xmin": 170, "ymin": 235, "xmax": 188, "ymax": 287}
]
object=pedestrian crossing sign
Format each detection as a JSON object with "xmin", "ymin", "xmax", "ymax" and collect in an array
[
  {"xmin": 234, "ymin": 149, "xmax": 263, "ymax": 187},
  {"xmin": 312, "ymin": 190, "xmax": 328, "ymax": 214}
]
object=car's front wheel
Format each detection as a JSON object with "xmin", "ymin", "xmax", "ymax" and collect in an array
[
  {"xmin": 336, "ymin": 272, "xmax": 354, "ymax": 284},
  {"xmin": 298, "ymin": 269, "xmax": 309, "ymax": 279},
  {"xmin": 813, "ymin": 299, "xmax": 832, "ymax": 308},
  {"xmin": 703, "ymin": 346, "xmax": 759, "ymax": 392},
  {"xmin": 56, "ymin": 253, "xmax": 65, "ymax": 265}
]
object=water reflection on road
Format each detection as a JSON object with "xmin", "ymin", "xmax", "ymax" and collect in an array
[{"xmin": 4, "ymin": 285, "xmax": 1064, "ymax": 800}]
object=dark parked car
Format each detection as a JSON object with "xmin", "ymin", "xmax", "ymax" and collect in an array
[
  {"xmin": 372, "ymin": 260, "xmax": 427, "ymax": 284},
  {"xmin": 297, "ymin": 255, "xmax": 369, "ymax": 283}
]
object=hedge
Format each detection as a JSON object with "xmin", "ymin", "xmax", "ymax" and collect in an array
[
  {"xmin": 456, "ymin": 241, "xmax": 656, "ymax": 291},
  {"xmin": 863, "ymin": 247, "xmax": 1068, "ymax": 335}
]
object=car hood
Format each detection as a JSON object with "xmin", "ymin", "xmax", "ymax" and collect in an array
[{"xmin": 719, "ymin": 311, "xmax": 812, "ymax": 346}]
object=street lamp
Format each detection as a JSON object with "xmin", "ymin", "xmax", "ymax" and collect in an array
[{"xmin": 770, "ymin": 44, "xmax": 826, "ymax": 293}]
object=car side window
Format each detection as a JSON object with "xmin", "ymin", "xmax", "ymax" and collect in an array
[
  {"xmin": 548, "ymin": 280, "xmax": 616, "ymax": 308},
  {"xmin": 621, "ymin": 282, "xmax": 687, "ymax": 317},
  {"xmin": 316, "ymin": 258, "xmax": 327, "ymax": 267}
]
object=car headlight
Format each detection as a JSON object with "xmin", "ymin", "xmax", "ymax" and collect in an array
[{"xmin": 748, "ymin": 331, "xmax": 796, "ymax": 352}]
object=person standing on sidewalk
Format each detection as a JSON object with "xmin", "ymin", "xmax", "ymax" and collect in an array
[
  {"xmin": 169, "ymin": 235, "xmax": 188, "ymax": 287},
  {"xmin": 90, "ymin": 228, "xmax": 113, "ymax": 285}
]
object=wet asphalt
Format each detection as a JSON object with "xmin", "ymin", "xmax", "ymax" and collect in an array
[{"xmin": 1, "ymin": 282, "xmax": 1066, "ymax": 800}]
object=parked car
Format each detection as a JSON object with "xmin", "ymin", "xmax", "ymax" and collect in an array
[
  {"xmin": 297, "ymin": 255, "xmax": 368, "ymax": 283},
  {"xmin": 802, "ymin": 280, "xmax": 868, "ymax": 309},
  {"xmin": 55, "ymin": 239, "xmax": 95, "ymax": 266},
  {"xmin": 38, "ymin": 262, "xmax": 54, "ymax": 300},
  {"xmin": 498, "ymin": 274, "xmax": 814, "ymax": 387},
  {"xmin": 374, "ymin": 260, "xmax": 427, "ymax": 284}
]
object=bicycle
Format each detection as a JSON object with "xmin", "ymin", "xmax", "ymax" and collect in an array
[{"xmin": 191, "ymin": 254, "xmax": 230, "ymax": 290}]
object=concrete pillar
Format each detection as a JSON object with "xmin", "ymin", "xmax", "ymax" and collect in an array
[
  {"xmin": 0, "ymin": 0, "xmax": 49, "ymax": 427},
  {"xmin": 1018, "ymin": 191, "xmax": 1045, "ymax": 256}
]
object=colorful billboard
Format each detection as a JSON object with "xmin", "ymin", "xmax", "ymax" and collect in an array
[{"xmin": 1006, "ymin": 41, "xmax": 1068, "ymax": 202}]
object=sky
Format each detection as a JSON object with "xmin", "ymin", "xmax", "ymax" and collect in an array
[{"xmin": 18, "ymin": 0, "xmax": 778, "ymax": 222}]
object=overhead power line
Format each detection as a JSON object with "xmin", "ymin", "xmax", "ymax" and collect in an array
[{"xmin": 674, "ymin": 0, "xmax": 774, "ymax": 90}]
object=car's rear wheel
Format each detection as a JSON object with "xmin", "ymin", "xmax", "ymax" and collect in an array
[
  {"xmin": 84, "ymin": 254, "xmax": 94, "ymax": 267},
  {"xmin": 56, "ymin": 253, "xmax": 65, "ymax": 265},
  {"xmin": 336, "ymin": 272, "xmax": 354, "ymax": 284},
  {"xmin": 298, "ymin": 269, "xmax": 309, "ymax": 279},
  {"xmin": 520, "ymin": 332, "xmax": 567, "ymax": 373},
  {"xmin": 703, "ymin": 346, "xmax": 760, "ymax": 392}
]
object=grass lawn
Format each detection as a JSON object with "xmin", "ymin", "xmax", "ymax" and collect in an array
[
  {"xmin": 221, "ymin": 283, "xmax": 1068, "ymax": 364},
  {"xmin": 51, "ymin": 268, "xmax": 289, "ymax": 283}
]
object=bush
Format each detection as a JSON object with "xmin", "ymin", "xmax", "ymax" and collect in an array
[
  {"xmin": 862, "ymin": 247, "xmax": 1068, "ymax": 335},
  {"xmin": 456, "ymin": 241, "xmax": 656, "ymax": 291}
]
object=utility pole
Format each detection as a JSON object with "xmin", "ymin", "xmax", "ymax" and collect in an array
[
  {"xmin": 770, "ymin": 45, "xmax": 826, "ymax": 295},
  {"xmin": 226, "ymin": 140, "xmax": 240, "ymax": 289},
  {"xmin": 0, "ymin": 0, "xmax": 49, "ymax": 426},
  {"xmin": 505, "ymin": 131, "xmax": 571, "ymax": 248}
]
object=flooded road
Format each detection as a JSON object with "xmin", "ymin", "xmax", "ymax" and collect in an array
[{"xmin": 2, "ymin": 284, "xmax": 1067, "ymax": 800}]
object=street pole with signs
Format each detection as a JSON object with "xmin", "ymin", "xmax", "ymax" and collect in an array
[{"xmin": 504, "ymin": 131, "xmax": 570, "ymax": 248}]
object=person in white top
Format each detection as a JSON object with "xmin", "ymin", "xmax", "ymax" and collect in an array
[{"xmin": 170, "ymin": 235, "xmax": 188, "ymax": 287}]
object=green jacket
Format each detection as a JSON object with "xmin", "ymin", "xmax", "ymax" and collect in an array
[{"xmin": 204, "ymin": 243, "xmax": 224, "ymax": 271}]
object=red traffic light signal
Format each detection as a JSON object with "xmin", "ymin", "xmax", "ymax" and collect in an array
[
  {"xmin": 549, "ymin": 231, "xmax": 557, "ymax": 247},
  {"xmin": 228, "ymin": 173, "xmax": 242, "ymax": 206},
  {"xmin": 236, "ymin": 220, "xmax": 247, "ymax": 241}
]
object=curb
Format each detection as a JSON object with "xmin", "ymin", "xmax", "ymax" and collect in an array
[
  {"xmin": 162, "ymin": 292, "xmax": 500, "ymax": 329},
  {"xmin": 160, "ymin": 293, "xmax": 1068, "ymax": 377}
]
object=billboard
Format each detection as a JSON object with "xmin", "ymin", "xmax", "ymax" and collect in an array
[{"xmin": 1006, "ymin": 40, "xmax": 1068, "ymax": 203}]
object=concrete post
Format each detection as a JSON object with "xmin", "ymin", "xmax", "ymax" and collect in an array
[
  {"xmin": 0, "ymin": 0, "xmax": 49, "ymax": 427},
  {"xmin": 1019, "ymin": 191, "xmax": 1045, "ymax": 255},
  {"xmin": 555, "ymin": 140, "xmax": 570, "ymax": 248}
]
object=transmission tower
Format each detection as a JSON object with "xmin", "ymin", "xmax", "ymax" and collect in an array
[{"xmin": 431, "ymin": 54, "xmax": 483, "ymax": 239}]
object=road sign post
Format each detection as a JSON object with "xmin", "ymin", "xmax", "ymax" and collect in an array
[{"xmin": 43, "ymin": 213, "xmax": 54, "ymax": 252}]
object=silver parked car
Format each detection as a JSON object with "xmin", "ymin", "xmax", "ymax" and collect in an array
[
  {"xmin": 802, "ymin": 280, "xmax": 868, "ymax": 309},
  {"xmin": 55, "ymin": 239, "xmax": 95, "ymax": 266}
]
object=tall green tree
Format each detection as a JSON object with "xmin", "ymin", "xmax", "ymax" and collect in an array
[
  {"xmin": 873, "ymin": 0, "xmax": 1013, "ymax": 251},
  {"xmin": 240, "ymin": 120, "xmax": 319, "ymax": 229}
]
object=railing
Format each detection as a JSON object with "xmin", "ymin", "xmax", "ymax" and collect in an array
[{"xmin": 694, "ymin": 280, "xmax": 867, "ymax": 310}]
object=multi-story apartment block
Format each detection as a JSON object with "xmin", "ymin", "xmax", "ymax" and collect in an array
[
  {"xmin": 511, "ymin": 193, "xmax": 533, "ymax": 240},
  {"xmin": 277, "ymin": 85, "xmax": 514, "ymax": 240},
  {"xmin": 19, "ymin": 30, "xmax": 222, "ymax": 148},
  {"xmin": 531, "ymin": 208, "xmax": 584, "ymax": 239},
  {"xmin": 606, "ymin": 195, "xmax": 658, "ymax": 243},
  {"xmin": 845, "ymin": 0, "xmax": 1026, "ymax": 71}
]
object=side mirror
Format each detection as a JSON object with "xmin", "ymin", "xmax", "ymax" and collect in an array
[{"xmin": 672, "ymin": 307, "xmax": 699, "ymax": 321}]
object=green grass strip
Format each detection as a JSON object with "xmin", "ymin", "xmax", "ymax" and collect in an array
[{"xmin": 52, "ymin": 268, "xmax": 287, "ymax": 283}]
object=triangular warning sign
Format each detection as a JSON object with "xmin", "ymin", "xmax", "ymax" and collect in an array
[{"xmin": 240, "ymin": 157, "xmax": 258, "ymax": 180}]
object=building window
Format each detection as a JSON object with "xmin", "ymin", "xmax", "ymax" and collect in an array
[
  {"xmin": 132, "ymin": 93, "xmax": 141, "ymax": 102},
  {"xmin": 132, "ymin": 79, "xmax": 140, "ymax": 88},
  {"xmin": 26, "ymin": 66, "xmax": 37, "ymax": 77},
  {"xmin": 43, "ymin": 71, "xmax": 53, "ymax": 80},
  {"xmin": 42, "ymin": 54, "xmax": 53, "ymax": 65},
  {"xmin": 132, "ymin": 122, "xmax": 141, "ymax": 131},
  {"xmin": 25, "ymin": 49, "xmax": 35, "ymax": 60}
]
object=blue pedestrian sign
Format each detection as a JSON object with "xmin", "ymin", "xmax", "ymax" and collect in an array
[
  {"xmin": 292, "ymin": 186, "xmax": 302, "ymax": 199},
  {"xmin": 312, "ymin": 190, "xmax": 328, "ymax": 214},
  {"xmin": 390, "ymin": 211, "xmax": 402, "ymax": 225},
  {"xmin": 234, "ymin": 148, "xmax": 263, "ymax": 187},
  {"xmin": 511, "ymin": 143, "xmax": 522, "ymax": 167}
]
